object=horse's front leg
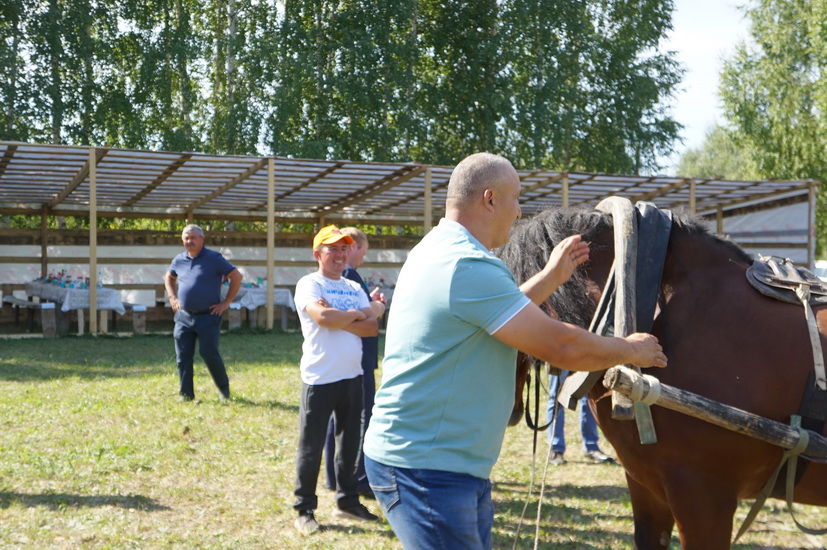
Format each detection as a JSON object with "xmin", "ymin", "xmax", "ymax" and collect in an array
[
  {"xmin": 626, "ymin": 473, "xmax": 674, "ymax": 549},
  {"xmin": 663, "ymin": 470, "xmax": 738, "ymax": 550}
]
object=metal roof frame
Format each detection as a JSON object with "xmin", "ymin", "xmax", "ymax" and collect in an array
[{"xmin": 0, "ymin": 141, "xmax": 818, "ymax": 226}]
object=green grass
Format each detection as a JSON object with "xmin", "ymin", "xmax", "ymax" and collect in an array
[{"xmin": 0, "ymin": 331, "xmax": 824, "ymax": 549}]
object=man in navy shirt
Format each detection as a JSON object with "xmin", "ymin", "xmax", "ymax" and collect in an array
[{"xmin": 164, "ymin": 224, "xmax": 242, "ymax": 401}]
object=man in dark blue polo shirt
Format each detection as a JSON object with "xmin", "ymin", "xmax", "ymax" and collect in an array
[{"xmin": 164, "ymin": 224, "xmax": 242, "ymax": 401}]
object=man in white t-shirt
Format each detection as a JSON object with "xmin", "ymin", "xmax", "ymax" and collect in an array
[{"xmin": 291, "ymin": 225, "xmax": 384, "ymax": 535}]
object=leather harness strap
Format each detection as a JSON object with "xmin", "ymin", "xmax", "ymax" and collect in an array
[
  {"xmin": 734, "ymin": 416, "xmax": 827, "ymax": 542},
  {"xmin": 795, "ymin": 284, "xmax": 827, "ymax": 391}
]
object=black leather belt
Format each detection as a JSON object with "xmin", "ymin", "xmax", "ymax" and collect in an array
[{"xmin": 183, "ymin": 309, "xmax": 212, "ymax": 315}]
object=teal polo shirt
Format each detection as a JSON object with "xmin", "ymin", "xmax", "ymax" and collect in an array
[{"xmin": 364, "ymin": 219, "xmax": 531, "ymax": 479}]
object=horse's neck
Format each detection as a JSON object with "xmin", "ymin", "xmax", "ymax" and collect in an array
[{"xmin": 662, "ymin": 230, "xmax": 748, "ymax": 292}]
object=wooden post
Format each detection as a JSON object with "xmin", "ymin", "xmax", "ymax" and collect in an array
[
  {"xmin": 99, "ymin": 309, "xmax": 108, "ymax": 333},
  {"xmin": 808, "ymin": 182, "xmax": 816, "ymax": 270},
  {"xmin": 561, "ymin": 172, "xmax": 569, "ymax": 207},
  {"xmin": 40, "ymin": 206, "xmax": 48, "ymax": 278},
  {"xmin": 688, "ymin": 179, "xmax": 696, "ymax": 215},
  {"xmin": 424, "ymin": 166, "xmax": 433, "ymax": 232},
  {"xmin": 132, "ymin": 305, "xmax": 146, "ymax": 334},
  {"xmin": 88, "ymin": 147, "xmax": 98, "ymax": 335},
  {"xmin": 228, "ymin": 303, "xmax": 241, "ymax": 330},
  {"xmin": 40, "ymin": 302, "xmax": 56, "ymax": 338},
  {"xmin": 266, "ymin": 158, "xmax": 275, "ymax": 329},
  {"xmin": 604, "ymin": 366, "xmax": 827, "ymax": 458},
  {"xmin": 247, "ymin": 306, "xmax": 258, "ymax": 328},
  {"xmin": 77, "ymin": 309, "xmax": 85, "ymax": 336},
  {"xmin": 716, "ymin": 207, "xmax": 724, "ymax": 236}
]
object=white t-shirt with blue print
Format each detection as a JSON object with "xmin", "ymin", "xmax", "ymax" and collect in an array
[
  {"xmin": 294, "ymin": 272, "xmax": 370, "ymax": 385},
  {"xmin": 364, "ymin": 218, "xmax": 532, "ymax": 479}
]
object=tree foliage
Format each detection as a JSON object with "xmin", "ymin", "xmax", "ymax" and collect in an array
[
  {"xmin": 2, "ymin": 0, "xmax": 681, "ymax": 173},
  {"xmin": 719, "ymin": 0, "xmax": 827, "ymax": 250},
  {"xmin": 676, "ymin": 125, "xmax": 760, "ymax": 180}
]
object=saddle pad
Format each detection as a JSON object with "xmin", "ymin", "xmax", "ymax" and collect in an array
[{"xmin": 746, "ymin": 256, "xmax": 827, "ymax": 307}]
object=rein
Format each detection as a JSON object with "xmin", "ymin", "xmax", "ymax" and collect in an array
[
  {"xmin": 512, "ymin": 360, "xmax": 560, "ymax": 550},
  {"xmin": 524, "ymin": 361, "xmax": 552, "ymax": 441}
]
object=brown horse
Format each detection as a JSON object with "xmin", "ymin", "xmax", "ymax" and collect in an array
[{"xmin": 499, "ymin": 206, "xmax": 827, "ymax": 549}]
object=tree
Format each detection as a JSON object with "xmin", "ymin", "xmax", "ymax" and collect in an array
[
  {"xmin": 6, "ymin": 0, "xmax": 682, "ymax": 176},
  {"xmin": 676, "ymin": 125, "xmax": 760, "ymax": 180},
  {"xmin": 500, "ymin": 0, "xmax": 682, "ymax": 173},
  {"xmin": 719, "ymin": 0, "xmax": 827, "ymax": 251},
  {"xmin": 0, "ymin": 0, "xmax": 34, "ymax": 141}
]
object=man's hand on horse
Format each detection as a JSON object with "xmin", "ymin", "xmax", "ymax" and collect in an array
[
  {"xmin": 545, "ymin": 234, "xmax": 590, "ymax": 286},
  {"xmin": 624, "ymin": 332, "xmax": 668, "ymax": 368}
]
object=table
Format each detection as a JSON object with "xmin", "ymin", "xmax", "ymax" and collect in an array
[
  {"xmin": 25, "ymin": 281, "xmax": 126, "ymax": 315},
  {"xmin": 221, "ymin": 287, "xmax": 296, "ymax": 330},
  {"xmin": 234, "ymin": 287, "xmax": 295, "ymax": 311},
  {"xmin": 26, "ymin": 281, "xmax": 126, "ymax": 335}
]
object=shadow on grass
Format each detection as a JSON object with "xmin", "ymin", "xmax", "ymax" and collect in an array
[
  {"xmin": 0, "ymin": 491, "xmax": 171, "ymax": 511},
  {"xmin": 493, "ymin": 523, "xmax": 635, "ymax": 550},
  {"xmin": 495, "ymin": 482, "xmax": 628, "ymax": 502},
  {"xmin": 494, "ymin": 492, "xmax": 636, "ymax": 549},
  {"xmin": 0, "ymin": 332, "xmax": 304, "ymax": 383},
  {"xmin": 0, "ymin": 360, "xmax": 163, "ymax": 382},
  {"xmin": 319, "ymin": 523, "xmax": 397, "ymax": 538},
  {"xmin": 231, "ymin": 396, "xmax": 298, "ymax": 412}
]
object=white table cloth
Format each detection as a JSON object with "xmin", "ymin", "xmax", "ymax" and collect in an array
[
  {"xmin": 221, "ymin": 286, "xmax": 296, "ymax": 311},
  {"xmin": 26, "ymin": 281, "xmax": 126, "ymax": 315}
]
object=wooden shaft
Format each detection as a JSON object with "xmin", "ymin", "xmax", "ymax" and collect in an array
[
  {"xmin": 596, "ymin": 196, "xmax": 638, "ymax": 421},
  {"xmin": 603, "ymin": 366, "xmax": 827, "ymax": 458}
]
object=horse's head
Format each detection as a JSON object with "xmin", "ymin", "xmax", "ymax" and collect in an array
[{"xmin": 499, "ymin": 207, "xmax": 616, "ymax": 428}]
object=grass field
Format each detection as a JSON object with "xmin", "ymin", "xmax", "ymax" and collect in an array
[{"xmin": 0, "ymin": 331, "xmax": 824, "ymax": 549}]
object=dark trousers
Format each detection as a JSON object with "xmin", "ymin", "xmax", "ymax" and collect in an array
[
  {"xmin": 324, "ymin": 366, "xmax": 375, "ymax": 490},
  {"xmin": 173, "ymin": 311, "xmax": 229, "ymax": 398},
  {"xmin": 294, "ymin": 376, "xmax": 363, "ymax": 512}
]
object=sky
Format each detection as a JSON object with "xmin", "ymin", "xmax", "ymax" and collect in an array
[{"xmin": 659, "ymin": 0, "xmax": 752, "ymax": 175}]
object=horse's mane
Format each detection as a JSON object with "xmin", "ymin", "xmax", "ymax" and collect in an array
[{"xmin": 497, "ymin": 206, "xmax": 753, "ymax": 328}]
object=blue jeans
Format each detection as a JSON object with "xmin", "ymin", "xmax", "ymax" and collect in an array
[
  {"xmin": 173, "ymin": 310, "xmax": 229, "ymax": 398},
  {"xmin": 365, "ymin": 456, "xmax": 493, "ymax": 550},
  {"xmin": 548, "ymin": 371, "xmax": 600, "ymax": 453}
]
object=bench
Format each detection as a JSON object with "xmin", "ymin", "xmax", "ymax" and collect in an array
[{"xmin": 2, "ymin": 295, "xmax": 57, "ymax": 338}]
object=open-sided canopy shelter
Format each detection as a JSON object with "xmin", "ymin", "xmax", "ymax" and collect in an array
[{"xmin": 0, "ymin": 141, "xmax": 820, "ymax": 333}]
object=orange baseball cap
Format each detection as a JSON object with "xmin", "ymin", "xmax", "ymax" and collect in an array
[{"xmin": 313, "ymin": 225, "xmax": 354, "ymax": 250}]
